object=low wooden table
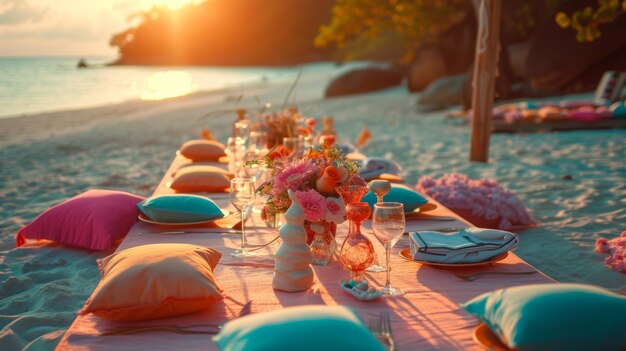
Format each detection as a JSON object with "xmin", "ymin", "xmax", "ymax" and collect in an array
[{"xmin": 56, "ymin": 155, "xmax": 554, "ymax": 351}]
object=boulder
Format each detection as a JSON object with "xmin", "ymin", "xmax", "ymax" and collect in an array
[
  {"xmin": 324, "ymin": 67, "xmax": 403, "ymax": 97},
  {"xmin": 416, "ymin": 74, "xmax": 467, "ymax": 111},
  {"xmin": 407, "ymin": 46, "xmax": 448, "ymax": 92}
]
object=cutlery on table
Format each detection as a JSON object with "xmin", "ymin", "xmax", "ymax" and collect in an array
[
  {"xmin": 403, "ymin": 227, "xmax": 463, "ymax": 235},
  {"xmin": 406, "ymin": 215, "xmax": 457, "ymax": 222},
  {"xmin": 368, "ymin": 311, "xmax": 395, "ymax": 351},
  {"xmin": 455, "ymin": 271, "xmax": 538, "ymax": 281},
  {"xmin": 102, "ymin": 300, "xmax": 254, "ymax": 336},
  {"xmin": 138, "ymin": 229, "xmax": 241, "ymax": 235},
  {"xmin": 102, "ymin": 323, "xmax": 222, "ymax": 336}
]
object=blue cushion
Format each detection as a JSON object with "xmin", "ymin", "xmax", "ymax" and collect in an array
[
  {"xmin": 461, "ymin": 283, "xmax": 626, "ymax": 351},
  {"xmin": 362, "ymin": 184, "xmax": 427, "ymax": 212},
  {"xmin": 137, "ymin": 194, "xmax": 224, "ymax": 223},
  {"xmin": 213, "ymin": 305, "xmax": 385, "ymax": 351}
]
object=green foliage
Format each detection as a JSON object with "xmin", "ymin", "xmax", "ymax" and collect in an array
[
  {"xmin": 315, "ymin": 0, "xmax": 467, "ymax": 63},
  {"xmin": 555, "ymin": 0, "xmax": 625, "ymax": 42}
]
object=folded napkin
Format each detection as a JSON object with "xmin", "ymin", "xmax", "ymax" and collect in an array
[{"xmin": 408, "ymin": 227, "xmax": 518, "ymax": 263}]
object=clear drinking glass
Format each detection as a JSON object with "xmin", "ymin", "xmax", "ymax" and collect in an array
[
  {"xmin": 249, "ymin": 131, "xmax": 268, "ymax": 156},
  {"xmin": 365, "ymin": 180, "xmax": 392, "ymax": 273},
  {"xmin": 234, "ymin": 119, "xmax": 250, "ymax": 144},
  {"xmin": 230, "ymin": 178, "xmax": 256, "ymax": 257},
  {"xmin": 282, "ymin": 136, "xmax": 299, "ymax": 159},
  {"xmin": 226, "ymin": 137, "xmax": 247, "ymax": 176},
  {"xmin": 372, "ymin": 202, "xmax": 405, "ymax": 296}
]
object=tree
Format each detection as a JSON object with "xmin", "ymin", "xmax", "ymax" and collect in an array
[
  {"xmin": 555, "ymin": 0, "xmax": 626, "ymax": 42},
  {"xmin": 314, "ymin": 0, "xmax": 469, "ymax": 63}
]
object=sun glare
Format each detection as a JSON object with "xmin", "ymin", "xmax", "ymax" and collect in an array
[
  {"xmin": 139, "ymin": 70, "xmax": 194, "ymax": 101},
  {"xmin": 141, "ymin": 0, "xmax": 198, "ymax": 10}
]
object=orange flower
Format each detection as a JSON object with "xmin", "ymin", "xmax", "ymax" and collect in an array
[
  {"xmin": 268, "ymin": 145, "xmax": 291, "ymax": 160},
  {"xmin": 316, "ymin": 175, "xmax": 337, "ymax": 193},
  {"xmin": 316, "ymin": 166, "xmax": 348, "ymax": 193},
  {"xmin": 320, "ymin": 134, "xmax": 335, "ymax": 147}
]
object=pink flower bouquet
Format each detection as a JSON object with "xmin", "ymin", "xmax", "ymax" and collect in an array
[{"xmin": 254, "ymin": 145, "xmax": 363, "ymax": 243}]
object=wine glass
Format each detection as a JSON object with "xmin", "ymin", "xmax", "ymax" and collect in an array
[
  {"xmin": 234, "ymin": 119, "xmax": 250, "ymax": 144},
  {"xmin": 365, "ymin": 180, "xmax": 391, "ymax": 273},
  {"xmin": 230, "ymin": 178, "xmax": 256, "ymax": 257},
  {"xmin": 249, "ymin": 131, "xmax": 268, "ymax": 156},
  {"xmin": 372, "ymin": 202, "xmax": 405, "ymax": 296},
  {"xmin": 226, "ymin": 137, "xmax": 246, "ymax": 176},
  {"xmin": 282, "ymin": 136, "xmax": 299, "ymax": 160}
]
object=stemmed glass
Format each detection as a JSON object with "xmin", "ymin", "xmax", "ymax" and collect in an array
[
  {"xmin": 230, "ymin": 178, "xmax": 256, "ymax": 257},
  {"xmin": 372, "ymin": 202, "xmax": 405, "ymax": 296},
  {"xmin": 234, "ymin": 119, "xmax": 250, "ymax": 144},
  {"xmin": 249, "ymin": 131, "xmax": 268, "ymax": 156},
  {"xmin": 365, "ymin": 180, "xmax": 392, "ymax": 273},
  {"xmin": 226, "ymin": 137, "xmax": 246, "ymax": 177},
  {"xmin": 282, "ymin": 136, "xmax": 300, "ymax": 160}
]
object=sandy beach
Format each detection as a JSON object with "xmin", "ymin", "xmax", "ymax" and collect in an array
[{"xmin": 1, "ymin": 69, "xmax": 625, "ymax": 350}]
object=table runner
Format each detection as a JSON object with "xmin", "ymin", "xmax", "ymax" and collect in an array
[{"xmin": 56, "ymin": 155, "xmax": 554, "ymax": 351}]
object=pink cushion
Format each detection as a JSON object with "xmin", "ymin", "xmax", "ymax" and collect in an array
[{"xmin": 16, "ymin": 189, "xmax": 144, "ymax": 250}]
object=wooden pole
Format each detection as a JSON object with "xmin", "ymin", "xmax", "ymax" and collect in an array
[{"xmin": 469, "ymin": 0, "xmax": 501, "ymax": 162}]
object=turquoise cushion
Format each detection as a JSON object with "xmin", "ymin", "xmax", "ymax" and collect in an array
[
  {"xmin": 137, "ymin": 194, "xmax": 224, "ymax": 223},
  {"xmin": 461, "ymin": 283, "xmax": 626, "ymax": 351},
  {"xmin": 213, "ymin": 305, "xmax": 385, "ymax": 351},
  {"xmin": 362, "ymin": 184, "xmax": 428, "ymax": 212}
]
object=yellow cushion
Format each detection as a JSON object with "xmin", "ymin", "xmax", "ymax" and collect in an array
[
  {"xmin": 180, "ymin": 140, "xmax": 226, "ymax": 161},
  {"xmin": 80, "ymin": 243, "xmax": 222, "ymax": 321},
  {"xmin": 170, "ymin": 166, "xmax": 231, "ymax": 193}
]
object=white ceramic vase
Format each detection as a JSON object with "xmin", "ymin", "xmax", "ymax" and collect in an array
[{"xmin": 272, "ymin": 190, "xmax": 314, "ymax": 292}]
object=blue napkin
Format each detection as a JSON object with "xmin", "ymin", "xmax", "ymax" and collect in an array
[{"xmin": 409, "ymin": 227, "xmax": 518, "ymax": 263}]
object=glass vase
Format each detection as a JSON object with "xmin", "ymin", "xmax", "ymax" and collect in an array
[
  {"xmin": 339, "ymin": 202, "xmax": 376, "ymax": 280},
  {"xmin": 310, "ymin": 233, "xmax": 331, "ymax": 266},
  {"xmin": 304, "ymin": 220, "xmax": 337, "ymax": 265}
]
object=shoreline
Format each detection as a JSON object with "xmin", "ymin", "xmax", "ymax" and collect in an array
[{"xmin": 0, "ymin": 80, "xmax": 288, "ymax": 148}]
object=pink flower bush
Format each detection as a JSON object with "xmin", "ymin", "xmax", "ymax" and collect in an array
[
  {"xmin": 325, "ymin": 197, "xmax": 346, "ymax": 224},
  {"xmin": 295, "ymin": 189, "xmax": 327, "ymax": 222},
  {"xmin": 416, "ymin": 173, "xmax": 533, "ymax": 230},
  {"xmin": 596, "ymin": 231, "xmax": 626, "ymax": 274}
]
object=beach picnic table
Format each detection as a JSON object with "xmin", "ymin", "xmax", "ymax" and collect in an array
[{"xmin": 56, "ymin": 155, "xmax": 554, "ymax": 351}]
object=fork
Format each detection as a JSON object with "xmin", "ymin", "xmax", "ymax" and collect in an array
[
  {"xmin": 455, "ymin": 270, "xmax": 537, "ymax": 281},
  {"xmin": 368, "ymin": 312, "xmax": 395, "ymax": 351},
  {"xmin": 102, "ymin": 323, "xmax": 222, "ymax": 336}
]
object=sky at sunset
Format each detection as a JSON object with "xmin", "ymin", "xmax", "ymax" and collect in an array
[{"xmin": 0, "ymin": 0, "xmax": 197, "ymax": 57}]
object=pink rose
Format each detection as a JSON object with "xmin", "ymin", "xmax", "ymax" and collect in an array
[
  {"xmin": 295, "ymin": 189, "xmax": 327, "ymax": 222},
  {"xmin": 325, "ymin": 197, "xmax": 345, "ymax": 224}
]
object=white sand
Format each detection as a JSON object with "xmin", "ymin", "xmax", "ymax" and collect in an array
[{"xmin": 1, "ymin": 70, "xmax": 625, "ymax": 350}]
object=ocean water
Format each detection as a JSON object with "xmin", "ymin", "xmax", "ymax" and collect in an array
[{"xmin": 0, "ymin": 57, "xmax": 366, "ymax": 118}]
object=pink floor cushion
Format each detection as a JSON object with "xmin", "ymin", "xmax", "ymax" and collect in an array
[
  {"xmin": 16, "ymin": 189, "xmax": 144, "ymax": 250},
  {"xmin": 416, "ymin": 174, "xmax": 533, "ymax": 230},
  {"xmin": 596, "ymin": 231, "xmax": 626, "ymax": 273}
]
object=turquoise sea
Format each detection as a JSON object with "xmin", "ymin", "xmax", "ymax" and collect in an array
[{"xmin": 0, "ymin": 56, "xmax": 315, "ymax": 118}]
